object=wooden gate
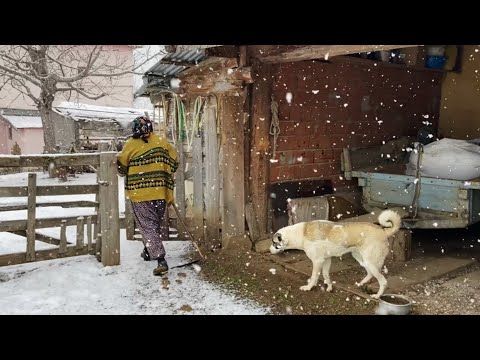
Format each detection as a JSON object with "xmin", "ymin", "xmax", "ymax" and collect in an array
[{"xmin": 0, "ymin": 153, "xmax": 120, "ymax": 267}]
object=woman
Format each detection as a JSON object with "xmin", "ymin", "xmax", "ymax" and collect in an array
[{"xmin": 117, "ymin": 116, "xmax": 178, "ymax": 276}]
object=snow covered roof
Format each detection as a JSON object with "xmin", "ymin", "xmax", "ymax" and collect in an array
[
  {"xmin": 0, "ymin": 115, "xmax": 43, "ymax": 129},
  {"xmin": 54, "ymin": 102, "xmax": 155, "ymax": 129}
]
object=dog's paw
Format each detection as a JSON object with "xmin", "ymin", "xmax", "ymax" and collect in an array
[
  {"xmin": 355, "ymin": 282, "xmax": 362, "ymax": 287},
  {"xmin": 326, "ymin": 285, "xmax": 333, "ymax": 292},
  {"xmin": 300, "ymin": 285, "xmax": 312, "ymax": 291},
  {"xmin": 371, "ymin": 294, "xmax": 381, "ymax": 300}
]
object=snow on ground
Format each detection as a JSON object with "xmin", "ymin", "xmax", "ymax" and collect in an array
[
  {"xmin": 0, "ymin": 172, "xmax": 269, "ymax": 315},
  {"xmin": 0, "ymin": 231, "xmax": 269, "ymax": 315}
]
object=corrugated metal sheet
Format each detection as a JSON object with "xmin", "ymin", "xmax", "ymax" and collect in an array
[
  {"xmin": 135, "ymin": 49, "xmax": 209, "ymax": 98},
  {"xmin": 1, "ymin": 115, "xmax": 43, "ymax": 129},
  {"xmin": 145, "ymin": 50, "xmax": 208, "ymax": 77}
]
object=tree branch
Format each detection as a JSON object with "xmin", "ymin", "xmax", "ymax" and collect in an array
[
  {"xmin": 7, "ymin": 77, "xmax": 39, "ymax": 105},
  {"xmin": 0, "ymin": 63, "xmax": 42, "ymax": 87},
  {"xmin": 58, "ymin": 83, "xmax": 106, "ymax": 100},
  {"xmin": 49, "ymin": 46, "xmax": 103, "ymax": 83}
]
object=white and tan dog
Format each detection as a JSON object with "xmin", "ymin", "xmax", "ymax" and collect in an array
[{"xmin": 270, "ymin": 210, "xmax": 401, "ymax": 299}]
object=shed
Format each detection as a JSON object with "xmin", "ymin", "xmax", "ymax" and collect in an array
[
  {"xmin": 53, "ymin": 102, "xmax": 154, "ymax": 151},
  {"xmin": 135, "ymin": 45, "xmax": 467, "ymax": 253}
]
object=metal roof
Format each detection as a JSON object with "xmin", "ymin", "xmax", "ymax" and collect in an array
[
  {"xmin": 54, "ymin": 102, "xmax": 154, "ymax": 129},
  {"xmin": 135, "ymin": 50, "xmax": 209, "ymax": 98},
  {"xmin": 1, "ymin": 115, "xmax": 42, "ymax": 129},
  {"xmin": 144, "ymin": 50, "xmax": 208, "ymax": 77}
]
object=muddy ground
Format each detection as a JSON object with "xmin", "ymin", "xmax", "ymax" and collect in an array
[{"xmin": 198, "ymin": 224, "xmax": 480, "ymax": 315}]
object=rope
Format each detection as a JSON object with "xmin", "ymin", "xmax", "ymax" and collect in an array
[
  {"xmin": 187, "ymin": 96, "xmax": 206, "ymax": 152},
  {"xmin": 171, "ymin": 96, "xmax": 177, "ymax": 145},
  {"xmin": 151, "ymin": 90, "xmax": 185, "ymax": 146},
  {"xmin": 161, "ymin": 94, "xmax": 168, "ymax": 136},
  {"xmin": 270, "ymin": 95, "xmax": 280, "ymax": 159},
  {"xmin": 411, "ymin": 143, "xmax": 424, "ymax": 219},
  {"xmin": 174, "ymin": 95, "xmax": 186, "ymax": 144}
]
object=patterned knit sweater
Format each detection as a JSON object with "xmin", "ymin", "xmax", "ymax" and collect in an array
[{"xmin": 117, "ymin": 134, "xmax": 178, "ymax": 203}]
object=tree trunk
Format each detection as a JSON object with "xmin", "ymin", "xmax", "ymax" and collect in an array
[
  {"xmin": 38, "ymin": 106, "xmax": 57, "ymax": 155},
  {"xmin": 38, "ymin": 104, "xmax": 59, "ymax": 178}
]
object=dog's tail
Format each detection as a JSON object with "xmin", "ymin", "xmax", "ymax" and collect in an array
[{"xmin": 378, "ymin": 210, "xmax": 402, "ymax": 237}]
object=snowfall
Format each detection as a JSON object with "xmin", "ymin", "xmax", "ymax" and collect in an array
[{"xmin": 0, "ymin": 172, "xmax": 269, "ymax": 315}]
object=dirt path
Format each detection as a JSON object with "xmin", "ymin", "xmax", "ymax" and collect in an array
[{"xmin": 200, "ymin": 248, "xmax": 480, "ymax": 315}]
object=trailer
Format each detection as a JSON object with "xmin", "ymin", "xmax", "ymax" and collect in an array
[{"xmin": 343, "ymin": 146, "xmax": 480, "ymax": 230}]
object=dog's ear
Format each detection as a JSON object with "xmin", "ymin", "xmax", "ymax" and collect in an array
[{"xmin": 273, "ymin": 232, "xmax": 282, "ymax": 242}]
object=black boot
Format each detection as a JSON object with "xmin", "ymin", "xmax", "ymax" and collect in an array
[
  {"xmin": 153, "ymin": 258, "xmax": 169, "ymax": 276},
  {"xmin": 140, "ymin": 247, "xmax": 151, "ymax": 261}
]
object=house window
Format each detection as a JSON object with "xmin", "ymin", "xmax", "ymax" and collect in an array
[{"xmin": 8, "ymin": 126, "xmax": 12, "ymax": 140}]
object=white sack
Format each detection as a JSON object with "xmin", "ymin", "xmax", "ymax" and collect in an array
[{"xmin": 408, "ymin": 138, "xmax": 480, "ymax": 181}]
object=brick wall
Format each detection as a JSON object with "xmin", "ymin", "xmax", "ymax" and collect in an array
[{"xmin": 269, "ymin": 59, "xmax": 443, "ymax": 190}]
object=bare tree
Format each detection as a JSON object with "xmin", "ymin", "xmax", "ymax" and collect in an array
[{"xmin": 0, "ymin": 45, "xmax": 164, "ymax": 153}]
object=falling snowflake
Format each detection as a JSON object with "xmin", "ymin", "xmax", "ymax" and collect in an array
[
  {"xmin": 286, "ymin": 92, "xmax": 293, "ymax": 104},
  {"xmin": 269, "ymin": 268, "xmax": 277, "ymax": 275}
]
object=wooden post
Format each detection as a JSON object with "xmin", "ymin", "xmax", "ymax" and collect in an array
[
  {"xmin": 249, "ymin": 61, "xmax": 273, "ymax": 238},
  {"xmin": 343, "ymin": 148, "xmax": 352, "ymax": 180},
  {"xmin": 245, "ymin": 202, "xmax": 260, "ymax": 242},
  {"xmin": 96, "ymin": 234, "xmax": 102, "ymax": 262},
  {"xmin": 124, "ymin": 197, "xmax": 135, "ymax": 240},
  {"xmin": 87, "ymin": 216, "xmax": 93, "ymax": 251},
  {"xmin": 388, "ymin": 229, "xmax": 412, "ymax": 262},
  {"xmin": 204, "ymin": 101, "xmax": 221, "ymax": 248},
  {"xmin": 221, "ymin": 95, "xmax": 246, "ymax": 245},
  {"xmin": 76, "ymin": 216, "xmax": 84, "ymax": 250},
  {"xmin": 192, "ymin": 130, "xmax": 204, "ymax": 241},
  {"xmin": 98, "ymin": 142, "xmax": 109, "ymax": 152},
  {"xmin": 99, "ymin": 152, "xmax": 120, "ymax": 266},
  {"xmin": 59, "ymin": 220, "xmax": 67, "ymax": 254},
  {"xmin": 26, "ymin": 173, "xmax": 37, "ymax": 262}
]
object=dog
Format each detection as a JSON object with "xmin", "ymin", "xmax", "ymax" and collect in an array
[{"xmin": 269, "ymin": 210, "xmax": 401, "ymax": 299}]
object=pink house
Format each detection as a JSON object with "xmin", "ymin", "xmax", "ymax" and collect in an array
[{"xmin": 0, "ymin": 110, "xmax": 44, "ymax": 155}]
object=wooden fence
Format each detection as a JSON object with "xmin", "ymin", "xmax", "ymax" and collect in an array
[{"xmin": 0, "ymin": 153, "xmax": 120, "ymax": 267}]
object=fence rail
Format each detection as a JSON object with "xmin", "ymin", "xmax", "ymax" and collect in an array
[{"xmin": 0, "ymin": 152, "xmax": 119, "ymax": 268}]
